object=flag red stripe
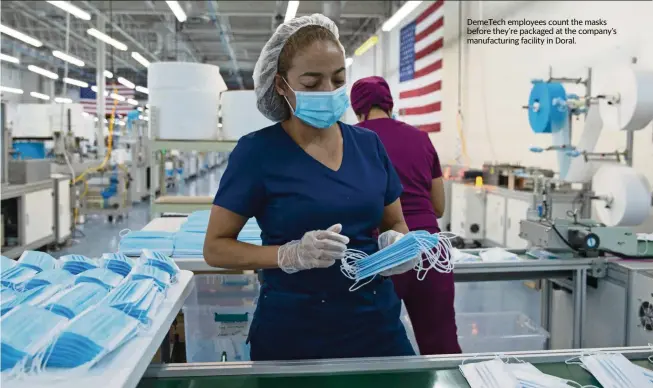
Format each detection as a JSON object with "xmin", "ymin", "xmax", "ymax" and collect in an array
[
  {"xmin": 413, "ymin": 59, "xmax": 442, "ymax": 79},
  {"xmin": 416, "ymin": 123, "xmax": 441, "ymax": 133},
  {"xmin": 400, "ymin": 102, "xmax": 441, "ymax": 116},
  {"xmin": 399, "ymin": 80, "xmax": 442, "ymax": 99},
  {"xmin": 416, "ymin": 0, "xmax": 444, "ymax": 24},
  {"xmin": 415, "ymin": 37, "xmax": 444, "ymax": 61},
  {"xmin": 415, "ymin": 17, "xmax": 444, "ymax": 43}
]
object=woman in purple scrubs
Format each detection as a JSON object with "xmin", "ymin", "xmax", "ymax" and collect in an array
[{"xmin": 351, "ymin": 76, "xmax": 462, "ymax": 355}]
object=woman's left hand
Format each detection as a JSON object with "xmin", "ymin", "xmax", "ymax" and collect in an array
[{"xmin": 377, "ymin": 230, "xmax": 418, "ymax": 276}]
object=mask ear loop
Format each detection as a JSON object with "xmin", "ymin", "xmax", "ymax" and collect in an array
[
  {"xmin": 280, "ymin": 77, "xmax": 296, "ymax": 114},
  {"xmin": 119, "ymin": 229, "xmax": 132, "ymax": 238}
]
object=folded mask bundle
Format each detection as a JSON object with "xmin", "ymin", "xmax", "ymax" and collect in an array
[
  {"xmin": 1, "ymin": 265, "xmax": 41, "ymax": 290},
  {"xmin": 0, "ymin": 305, "xmax": 69, "ymax": 372},
  {"xmin": 59, "ymin": 255, "xmax": 98, "ymax": 275},
  {"xmin": 0, "ymin": 284, "xmax": 65, "ymax": 316},
  {"xmin": 99, "ymin": 253, "xmax": 135, "ymax": 277},
  {"xmin": 22, "ymin": 269, "xmax": 76, "ymax": 291},
  {"xmin": 118, "ymin": 230, "xmax": 175, "ymax": 256},
  {"xmin": 43, "ymin": 283, "xmax": 109, "ymax": 319},
  {"xmin": 17, "ymin": 251, "xmax": 58, "ymax": 272},
  {"xmin": 106, "ymin": 279, "xmax": 163, "ymax": 324},
  {"xmin": 172, "ymin": 232, "xmax": 205, "ymax": 257},
  {"xmin": 75, "ymin": 268, "xmax": 125, "ymax": 291},
  {"xmin": 139, "ymin": 250, "xmax": 179, "ymax": 283},
  {"xmin": 38, "ymin": 305, "xmax": 141, "ymax": 370},
  {"xmin": 129, "ymin": 265, "xmax": 172, "ymax": 291}
]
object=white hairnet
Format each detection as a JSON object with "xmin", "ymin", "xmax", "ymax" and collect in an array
[{"xmin": 253, "ymin": 14, "xmax": 345, "ymax": 122}]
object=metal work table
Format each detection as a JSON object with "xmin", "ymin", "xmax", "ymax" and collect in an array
[
  {"xmin": 139, "ymin": 347, "xmax": 653, "ymax": 388},
  {"xmin": 0, "ymin": 179, "xmax": 54, "ymax": 200}
]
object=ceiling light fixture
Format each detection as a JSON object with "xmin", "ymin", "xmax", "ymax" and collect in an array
[
  {"xmin": 1, "ymin": 86, "xmax": 24, "ymax": 94},
  {"xmin": 382, "ymin": 1, "xmax": 423, "ymax": 32},
  {"xmin": 63, "ymin": 77, "xmax": 89, "ymax": 88},
  {"xmin": 135, "ymin": 86, "xmax": 149, "ymax": 94},
  {"xmin": 87, "ymin": 28, "xmax": 127, "ymax": 51},
  {"xmin": 0, "ymin": 24, "xmax": 43, "ymax": 47},
  {"xmin": 54, "ymin": 97, "xmax": 73, "ymax": 103},
  {"xmin": 131, "ymin": 52, "xmax": 150, "ymax": 68},
  {"xmin": 0, "ymin": 53, "xmax": 20, "ymax": 64},
  {"xmin": 284, "ymin": 1, "xmax": 300, "ymax": 22},
  {"xmin": 53, "ymin": 50, "xmax": 85, "ymax": 67},
  {"xmin": 45, "ymin": 1, "xmax": 91, "ymax": 21},
  {"xmin": 165, "ymin": 1, "xmax": 187, "ymax": 23},
  {"xmin": 30, "ymin": 92, "xmax": 50, "ymax": 100},
  {"xmin": 117, "ymin": 77, "xmax": 135, "ymax": 89},
  {"xmin": 28, "ymin": 65, "xmax": 59, "ymax": 80}
]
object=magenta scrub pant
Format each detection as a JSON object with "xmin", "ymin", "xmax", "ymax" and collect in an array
[{"xmin": 391, "ymin": 270, "xmax": 462, "ymax": 355}]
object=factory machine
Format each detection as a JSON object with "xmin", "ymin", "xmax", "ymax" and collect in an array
[
  {"xmin": 0, "ymin": 102, "xmax": 72, "ymax": 258},
  {"xmin": 514, "ymin": 64, "xmax": 653, "ymax": 350}
]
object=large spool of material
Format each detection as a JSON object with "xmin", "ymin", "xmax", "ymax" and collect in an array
[
  {"xmin": 593, "ymin": 65, "xmax": 653, "ymax": 131},
  {"xmin": 591, "ymin": 164, "xmax": 651, "ymax": 226},
  {"xmin": 220, "ymin": 90, "xmax": 274, "ymax": 140},
  {"xmin": 148, "ymin": 62, "xmax": 228, "ymax": 140},
  {"xmin": 527, "ymin": 82, "xmax": 568, "ymax": 134}
]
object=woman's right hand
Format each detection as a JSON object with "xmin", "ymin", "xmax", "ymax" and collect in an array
[{"xmin": 278, "ymin": 224, "xmax": 350, "ymax": 274}]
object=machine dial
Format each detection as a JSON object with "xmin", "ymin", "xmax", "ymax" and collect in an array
[{"xmin": 638, "ymin": 300, "xmax": 653, "ymax": 331}]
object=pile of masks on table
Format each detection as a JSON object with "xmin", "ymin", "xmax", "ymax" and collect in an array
[
  {"xmin": 119, "ymin": 211, "xmax": 262, "ymax": 257},
  {"xmin": 0, "ymin": 249, "xmax": 180, "ymax": 379},
  {"xmin": 460, "ymin": 353, "xmax": 653, "ymax": 388}
]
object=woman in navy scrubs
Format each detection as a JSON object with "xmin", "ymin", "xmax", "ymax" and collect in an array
[{"xmin": 203, "ymin": 14, "xmax": 417, "ymax": 361}]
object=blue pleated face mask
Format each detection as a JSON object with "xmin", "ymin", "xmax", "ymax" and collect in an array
[
  {"xmin": 1, "ymin": 255, "xmax": 16, "ymax": 274},
  {"xmin": 44, "ymin": 283, "xmax": 109, "ymax": 319},
  {"xmin": 1, "ymin": 265, "xmax": 41, "ymax": 289},
  {"xmin": 23, "ymin": 269, "xmax": 77, "ymax": 291},
  {"xmin": 100, "ymin": 253, "xmax": 134, "ymax": 277},
  {"xmin": 18, "ymin": 251, "xmax": 57, "ymax": 272},
  {"xmin": 107, "ymin": 279, "xmax": 163, "ymax": 324},
  {"xmin": 60, "ymin": 255, "xmax": 98, "ymax": 275},
  {"xmin": 282, "ymin": 78, "xmax": 350, "ymax": 129},
  {"xmin": 75, "ymin": 268, "xmax": 125, "ymax": 291},
  {"xmin": 40, "ymin": 305, "xmax": 141, "ymax": 370},
  {"xmin": 130, "ymin": 265, "xmax": 172, "ymax": 290},
  {"xmin": 139, "ymin": 250, "xmax": 179, "ymax": 282},
  {"xmin": 1, "ymin": 284, "xmax": 65, "ymax": 316},
  {"xmin": 0, "ymin": 305, "xmax": 70, "ymax": 372}
]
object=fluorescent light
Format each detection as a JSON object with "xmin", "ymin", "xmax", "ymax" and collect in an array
[
  {"xmin": 146, "ymin": 103, "xmax": 150, "ymax": 108},
  {"xmin": 90, "ymin": 86, "xmax": 110, "ymax": 96},
  {"xmin": 28, "ymin": 65, "xmax": 59, "ymax": 80},
  {"xmin": 52, "ymin": 50, "xmax": 85, "ymax": 67},
  {"xmin": 131, "ymin": 51, "xmax": 150, "ymax": 68},
  {"xmin": 82, "ymin": 111, "xmax": 90, "ymax": 117},
  {"xmin": 110, "ymin": 93, "xmax": 126, "ymax": 102},
  {"xmin": 54, "ymin": 97, "xmax": 73, "ymax": 103},
  {"xmin": 63, "ymin": 77, "xmax": 89, "ymax": 88},
  {"xmin": 135, "ymin": 86, "xmax": 149, "ymax": 94},
  {"xmin": 345, "ymin": 57, "xmax": 353, "ymax": 68},
  {"xmin": 46, "ymin": 1, "xmax": 91, "ymax": 21},
  {"xmin": 355, "ymin": 35, "xmax": 378, "ymax": 56},
  {"xmin": 139, "ymin": 115, "xmax": 144, "ymax": 120},
  {"xmin": 144, "ymin": 116, "xmax": 150, "ymax": 121},
  {"xmin": 137, "ymin": 107, "xmax": 143, "ymax": 112},
  {"xmin": 117, "ymin": 77, "xmax": 135, "ymax": 89},
  {"xmin": 284, "ymin": 1, "xmax": 299, "ymax": 22},
  {"xmin": 165, "ymin": 1, "xmax": 187, "ymax": 23},
  {"xmin": 382, "ymin": 1, "xmax": 422, "ymax": 32},
  {"xmin": 94, "ymin": 117, "xmax": 99, "ymax": 122},
  {"xmin": 104, "ymin": 70, "xmax": 113, "ymax": 78},
  {"xmin": 30, "ymin": 91, "xmax": 50, "ymax": 100},
  {"xmin": 87, "ymin": 28, "xmax": 127, "ymax": 51},
  {"xmin": 0, "ymin": 24, "xmax": 43, "ymax": 47},
  {"xmin": 127, "ymin": 98, "xmax": 139, "ymax": 106},
  {"xmin": 0, "ymin": 53, "xmax": 20, "ymax": 64},
  {"xmin": 1, "ymin": 86, "xmax": 24, "ymax": 94}
]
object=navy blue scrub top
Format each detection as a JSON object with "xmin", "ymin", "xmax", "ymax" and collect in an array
[{"xmin": 213, "ymin": 122, "xmax": 403, "ymax": 295}]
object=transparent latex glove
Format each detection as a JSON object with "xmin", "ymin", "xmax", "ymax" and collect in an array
[
  {"xmin": 377, "ymin": 230, "xmax": 419, "ymax": 277},
  {"xmin": 278, "ymin": 224, "xmax": 350, "ymax": 274}
]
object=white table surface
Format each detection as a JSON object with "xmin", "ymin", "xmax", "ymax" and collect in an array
[{"xmin": 7, "ymin": 270, "xmax": 195, "ymax": 388}]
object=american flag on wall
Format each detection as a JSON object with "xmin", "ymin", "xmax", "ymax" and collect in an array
[
  {"xmin": 79, "ymin": 84, "xmax": 136, "ymax": 116},
  {"xmin": 397, "ymin": 0, "xmax": 444, "ymax": 132}
]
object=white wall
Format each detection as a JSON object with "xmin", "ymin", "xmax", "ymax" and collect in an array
[{"xmin": 346, "ymin": 1, "xmax": 653, "ymax": 186}]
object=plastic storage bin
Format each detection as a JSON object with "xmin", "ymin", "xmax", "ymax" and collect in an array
[
  {"xmin": 456, "ymin": 311, "xmax": 549, "ymax": 353},
  {"xmin": 183, "ymin": 274, "xmax": 259, "ymax": 362}
]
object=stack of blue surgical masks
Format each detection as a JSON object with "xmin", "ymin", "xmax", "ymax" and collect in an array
[
  {"xmin": 22, "ymin": 269, "xmax": 76, "ymax": 291},
  {"xmin": 119, "ymin": 230, "xmax": 175, "ymax": 256},
  {"xmin": 179, "ymin": 210, "xmax": 211, "ymax": 233},
  {"xmin": 106, "ymin": 279, "xmax": 163, "ymax": 324},
  {"xmin": 100, "ymin": 253, "xmax": 135, "ymax": 277},
  {"xmin": 39, "ymin": 305, "xmax": 141, "ymax": 370},
  {"xmin": 1, "ymin": 255, "xmax": 16, "ymax": 274},
  {"xmin": 0, "ymin": 305, "xmax": 70, "ymax": 372},
  {"xmin": 75, "ymin": 268, "xmax": 125, "ymax": 291},
  {"xmin": 59, "ymin": 255, "xmax": 98, "ymax": 275},
  {"xmin": 1, "ymin": 284, "xmax": 65, "ymax": 316},
  {"xmin": 1, "ymin": 265, "xmax": 41, "ymax": 290},
  {"xmin": 130, "ymin": 264, "xmax": 173, "ymax": 290},
  {"xmin": 43, "ymin": 283, "xmax": 109, "ymax": 319},
  {"xmin": 140, "ymin": 250, "xmax": 179, "ymax": 283},
  {"xmin": 18, "ymin": 251, "xmax": 58, "ymax": 272},
  {"xmin": 172, "ymin": 231, "xmax": 205, "ymax": 257}
]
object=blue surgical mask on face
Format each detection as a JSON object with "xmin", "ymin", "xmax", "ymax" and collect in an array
[{"xmin": 282, "ymin": 78, "xmax": 350, "ymax": 129}]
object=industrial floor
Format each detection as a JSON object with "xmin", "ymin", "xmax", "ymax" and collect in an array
[{"xmin": 48, "ymin": 166, "xmax": 542, "ymax": 325}]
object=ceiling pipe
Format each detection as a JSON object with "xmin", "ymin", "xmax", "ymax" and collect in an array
[{"xmin": 206, "ymin": 0, "xmax": 245, "ymax": 89}]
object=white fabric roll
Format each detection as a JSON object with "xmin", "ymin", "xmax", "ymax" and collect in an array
[
  {"xmin": 594, "ymin": 66, "xmax": 653, "ymax": 132},
  {"xmin": 592, "ymin": 164, "xmax": 651, "ymax": 226}
]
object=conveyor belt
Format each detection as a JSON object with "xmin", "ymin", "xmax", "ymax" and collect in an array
[
  {"xmin": 138, "ymin": 359, "xmax": 652, "ymax": 388},
  {"xmin": 139, "ymin": 347, "xmax": 653, "ymax": 388}
]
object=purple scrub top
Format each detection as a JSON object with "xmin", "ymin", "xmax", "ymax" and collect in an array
[{"xmin": 355, "ymin": 118, "xmax": 443, "ymax": 233}]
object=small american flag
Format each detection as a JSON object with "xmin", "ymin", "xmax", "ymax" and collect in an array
[
  {"xmin": 397, "ymin": 0, "xmax": 445, "ymax": 133},
  {"xmin": 80, "ymin": 84, "xmax": 137, "ymax": 116}
]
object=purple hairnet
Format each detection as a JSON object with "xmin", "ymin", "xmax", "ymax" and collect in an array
[{"xmin": 350, "ymin": 76, "xmax": 394, "ymax": 118}]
